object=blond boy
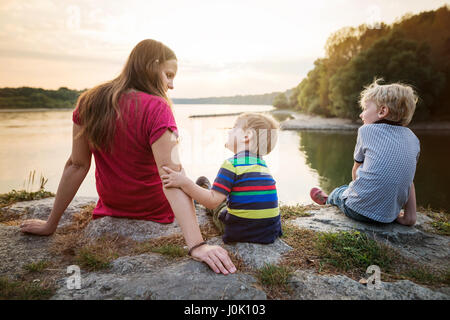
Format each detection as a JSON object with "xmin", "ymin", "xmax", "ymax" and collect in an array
[
  {"xmin": 310, "ymin": 79, "xmax": 420, "ymax": 226},
  {"xmin": 162, "ymin": 112, "xmax": 282, "ymax": 244}
]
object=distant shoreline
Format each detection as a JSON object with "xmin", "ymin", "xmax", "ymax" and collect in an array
[
  {"xmin": 0, "ymin": 108, "xmax": 74, "ymax": 113},
  {"xmin": 2, "ymin": 107, "xmax": 450, "ymax": 131}
]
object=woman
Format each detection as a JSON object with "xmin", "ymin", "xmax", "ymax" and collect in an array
[{"xmin": 19, "ymin": 39, "xmax": 236, "ymax": 275}]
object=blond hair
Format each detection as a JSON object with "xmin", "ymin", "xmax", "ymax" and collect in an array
[
  {"xmin": 235, "ymin": 113, "xmax": 279, "ymax": 156},
  {"xmin": 359, "ymin": 78, "xmax": 418, "ymax": 126}
]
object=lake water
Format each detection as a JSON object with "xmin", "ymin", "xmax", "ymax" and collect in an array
[{"xmin": 1, "ymin": 105, "xmax": 449, "ymax": 212}]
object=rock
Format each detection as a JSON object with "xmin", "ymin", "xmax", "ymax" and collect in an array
[
  {"xmin": 83, "ymin": 207, "xmax": 214, "ymax": 242},
  {"xmin": 2, "ymin": 196, "xmax": 449, "ymax": 300},
  {"xmin": 1, "ymin": 196, "xmax": 97, "ymax": 228},
  {"xmin": 289, "ymin": 206, "xmax": 450, "ymax": 270},
  {"xmin": 51, "ymin": 254, "xmax": 266, "ymax": 300},
  {"xmin": 209, "ymin": 237, "xmax": 293, "ymax": 269},
  {"xmin": 289, "ymin": 270, "xmax": 448, "ymax": 300},
  {"xmin": 0, "ymin": 224, "xmax": 54, "ymax": 276}
]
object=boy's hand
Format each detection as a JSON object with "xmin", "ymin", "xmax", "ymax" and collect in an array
[{"xmin": 161, "ymin": 166, "xmax": 189, "ymax": 189}]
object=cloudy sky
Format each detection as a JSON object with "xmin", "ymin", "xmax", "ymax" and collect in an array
[{"xmin": 0, "ymin": 0, "xmax": 448, "ymax": 98}]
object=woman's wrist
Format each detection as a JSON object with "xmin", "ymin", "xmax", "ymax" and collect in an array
[{"xmin": 188, "ymin": 241, "xmax": 207, "ymax": 256}]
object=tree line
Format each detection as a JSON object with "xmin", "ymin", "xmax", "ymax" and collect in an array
[
  {"xmin": 0, "ymin": 86, "xmax": 283, "ymax": 109},
  {"xmin": 0, "ymin": 87, "xmax": 85, "ymax": 109},
  {"xmin": 273, "ymin": 5, "xmax": 450, "ymax": 122}
]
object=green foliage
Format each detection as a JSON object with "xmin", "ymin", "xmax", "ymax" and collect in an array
[
  {"xmin": 289, "ymin": 5, "xmax": 450, "ymax": 122},
  {"xmin": 0, "ymin": 171, "xmax": 54, "ymax": 209},
  {"xmin": 23, "ymin": 260, "xmax": 51, "ymax": 273},
  {"xmin": 0, "ymin": 87, "xmax": 85, "ymax": 109},
  {"xmin": 329, "ymin": 31, "xmax": 445, "ymax": 120},
  {"xmin": 0, "ymin": 277, "xmax": 55, "ymax": 300},
  {"xmin": 75, "ymin": 248, "xmax": 113, "ymax": 271},
  {"xmin": 256, "ymin": 264, "xmax": 292, "ymax": 287},
  {"xmin": 0, "ymin": 189, "xmax": 54, "ymax": 209},
  {"xmin": 150, "ymin": 244, "xmax": 188, "ymax": 258},
  {"xmin": 272, "ymin": 93, "xmax": 290, "ymax": 109},
  {"xmin": 315, "ymin": 231, "xmax": 396, "ymax": 272}
]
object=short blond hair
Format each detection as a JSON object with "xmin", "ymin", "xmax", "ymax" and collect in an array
[
  {"xmin": 359, "ymin": 78, "xmax": 418, "ymax": 126},
  {"xmin": 235, "ymin": 112, "xmax": 279, "ymax": 156}
]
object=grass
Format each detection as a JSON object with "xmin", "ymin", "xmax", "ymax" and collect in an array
[
  {"xmin": 145, "ymin": 244, "xmax": 187, "ymax": 258},
  {"xmin": 418, "ymin": 205, "xmax": 450, "ymax": 236},
  {"xmin": 257, "ymin": 264, "xmax": 292, "ymax": 287},
  {"xmin": 401, "ymin": 266, "xmax": 450, "ymax": 286},
  {"xmin": 430, "ymin": 221, "xmax": 450, "ymax": 236},
  {"xmin": 314, "ymin": 230, "xmax": 396, "ymax": 273},
  {"xmin": 255, "ymin": 264, "xmax": 293, "ymax": 299},
  {"xmin": 75, "ymin": 247, "xmax": 114, "ymax": 271},
  {"xmin": 0, "ymin": 172, "xmax": 54, "ymax": 225},
  {"xmin": 0, "ymin": 171, "xmax": 54, "ymax": 209},
  {"xmin": 279, "ymin": 204, "xmax": 314, "ymax": 220},
  {"xmin": 0, "ymin": 276, "xmax": 55, "ymax": 300},
  {"xmin": 280, "ymin": 221, "xmax": 449, "ymax": 288},
  {"xmin": 23, "ymin": 260, "xmax": 51, "ymax": 273}
]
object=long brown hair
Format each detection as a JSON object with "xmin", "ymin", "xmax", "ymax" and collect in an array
[{"xmin": 76, "ymin": 39, "xmax": 177, "ymax": 152}]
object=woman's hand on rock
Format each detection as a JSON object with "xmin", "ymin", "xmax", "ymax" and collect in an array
[
  {"xmin": 20, "ymin": 219, "xmax": 56, "ymax": 236},
  {"xmin": 190, "ymin": 244, "xmax": 237, "ymax": 275}
]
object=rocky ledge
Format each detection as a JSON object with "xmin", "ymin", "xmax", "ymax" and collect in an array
[{"xmin": 0, "ymin": 196, "xmax": 448, "ymax": 300}]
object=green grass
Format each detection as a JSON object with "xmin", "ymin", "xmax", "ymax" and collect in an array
[
  {"xmin": 0, "ymin": 189, "xmax": 54, "ymax": 208},
  {"xmin": 430, "ymin": 221, "xmax": 450, "ymax": 236},
  {"xmin": 401, "ymin": 266, "xmax": 450, "ymax": 286},
  {"xmin": 75, "ymin": 248, "xmax": 114, "ymax": 271},
  {"xmin": 23, "ymin": 260, "xmax": 51, "ymax": 273},
  {"xmin": 150, "ymin": 244, "xmax": 188, "ymax": 258},
  {"xmin": 256, "ymin": 264, "xmax": 292, "ymax": 287},
  {"xmin": 418, "ymin": 206, "xmax": 450, "ymax": 236},
  {"xmin": 0, "ymin": 277, "xmax": 55, "ymax": 300},
  {"xmin": 314, "ymin": 231, "xmax": 396, "ymax": 273},
  {"xmin": 0, "ymin": 171, "xmax": 54, "ymax": 209}
]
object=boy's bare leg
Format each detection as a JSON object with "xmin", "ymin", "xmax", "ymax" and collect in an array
[{"xmin": 396, "ymin": 183, "xmax": 417, "ymax": 226}]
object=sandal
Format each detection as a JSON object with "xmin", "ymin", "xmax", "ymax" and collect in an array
[{"xmin": 310, "ymin": 187, "xmax": 328, "ymax": 205}]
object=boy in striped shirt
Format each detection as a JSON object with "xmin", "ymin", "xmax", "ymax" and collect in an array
[{"xmin": 162, "ymin": 113, "xmax": 282, "ymax": 244}]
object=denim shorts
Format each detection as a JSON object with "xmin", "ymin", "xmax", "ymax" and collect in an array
[{"xmin": 326, "ymin": 185, "xmax": 382, "ymax": 224}]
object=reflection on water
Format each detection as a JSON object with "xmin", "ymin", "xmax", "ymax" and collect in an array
[
  {"xmin": 297, "ymin": 130, "xmax": 450, "ymax": 212},
  {"xmin": 298, "ymin": 131, "xmax": 356, "ymax": 194}
]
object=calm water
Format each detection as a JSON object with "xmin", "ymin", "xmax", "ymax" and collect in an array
[{"xmin": 0, "ymin": 105, "xmax": 449, "ymax": 212}]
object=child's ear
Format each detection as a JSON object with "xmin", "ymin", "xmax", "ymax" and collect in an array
[
  {"xmin": 379, "ymin": 105, "xmax": 390, "ymax": 118},
  {"xmin": 244, "ymin": 128, "xmax": 255, "ymax": 142}
]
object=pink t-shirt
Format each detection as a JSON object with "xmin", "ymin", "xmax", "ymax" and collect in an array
[{"xmin": 73, "ymin": 91, "xmax": 178, "ymax": 223}]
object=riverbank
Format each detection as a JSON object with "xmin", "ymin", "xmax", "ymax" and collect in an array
[
  {"xmin": 0, "ymin": 193, "xmax": 449, "ymax": 300},
  {"xmin": 271, "ymin": 109, "xmax": 450, "ymax": 131}
]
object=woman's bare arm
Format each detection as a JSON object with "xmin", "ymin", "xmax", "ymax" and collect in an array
[
  {"xmin": 152, "ymin": 130, "xmax": 236, "ymax": 275},
  {"xmin": 161, "ymin": 166, "xmax": 226, "ymax": 209},
  {"xmin": 20, "ymin": 123, "xmax": 92, "ymax": 235}
]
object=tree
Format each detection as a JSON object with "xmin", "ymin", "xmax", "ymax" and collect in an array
[
  {"xmin": 273, "ymin": 92, "xmax": 289, "ymax": 109},
  {"xmin": 329, "ymin": 30, "xmax": 445, "ymax": 121}
]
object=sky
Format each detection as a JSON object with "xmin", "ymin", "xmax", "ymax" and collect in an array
[{"xmin": 0, "ymin": 0, "xmax": 448, "ymax": 98}]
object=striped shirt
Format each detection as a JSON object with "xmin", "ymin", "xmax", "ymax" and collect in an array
[
  {"xmin": 343, "ymin": 121, "xmax": 420, "ymax": 223},
  {"xmin": 211, "ymin": 150, "xmax": 282, "ymax": 244}
]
